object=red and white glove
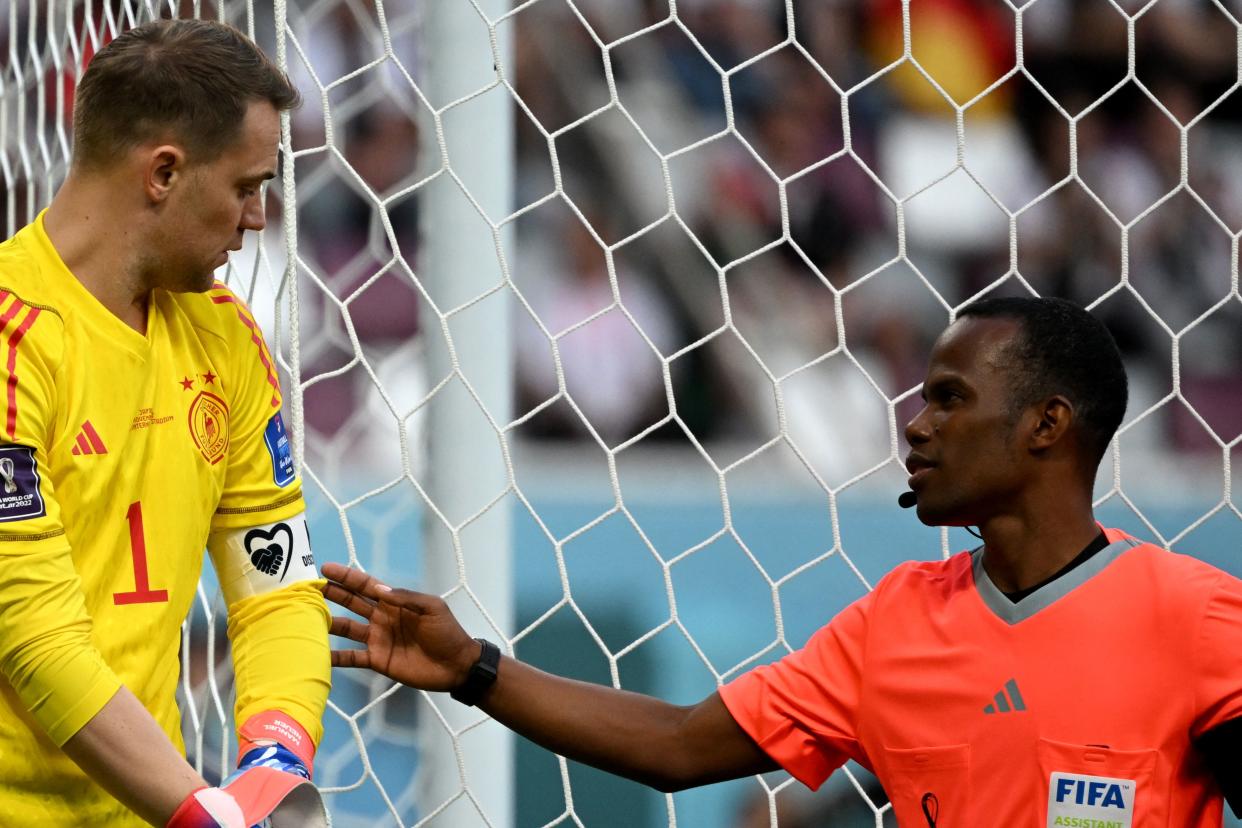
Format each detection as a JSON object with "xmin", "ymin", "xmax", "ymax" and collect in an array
[
  {"xmin": 167, "ymin": 786, "xmax": 247, "ymax": 827},
  {"xmin": 167, "ymin": 712, "xmax": 327, "ymax": 828},
  {"xmin": 166, "ymin": 767, "xmax": 311, "ymax": 827}
]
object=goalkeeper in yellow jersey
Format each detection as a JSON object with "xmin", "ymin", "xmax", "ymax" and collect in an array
[{"xmin": 0, "ymin": 19, "xmax": 331, "ymax": 827}]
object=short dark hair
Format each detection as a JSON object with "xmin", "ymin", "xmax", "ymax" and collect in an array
[
  {"xmin": 72, "ymin": 19, "xmax": 300, "ymax": 169},
  {"xmin": 958, "ymin": 296, "xmax": 1128, "ymax": 469}
]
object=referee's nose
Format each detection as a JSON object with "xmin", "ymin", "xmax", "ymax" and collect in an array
[{"xmin": 904, "ymin": 403, "xmax": 932, "ymax": 448}]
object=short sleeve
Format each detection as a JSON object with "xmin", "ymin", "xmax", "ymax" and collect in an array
[
  {"xmin": 719, "ymin": 589, "xmax": 874, "ymax": 790},
  {"xmin": 1192, "ymin": 572, "xmax": 1242, "ymax": 737},
  {"xmin": 208, "ymin": 290, "xmax": 304, "ymax": 532}
]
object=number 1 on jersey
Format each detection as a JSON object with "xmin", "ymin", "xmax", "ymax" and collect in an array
[{"xmin": 113, "ymin": 501, "xmax": 169, "ymax": 605}]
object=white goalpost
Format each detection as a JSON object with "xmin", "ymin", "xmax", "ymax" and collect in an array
[{"xmin": 4, "ymin": 1, "xmax": 1242, "ymax": 827}]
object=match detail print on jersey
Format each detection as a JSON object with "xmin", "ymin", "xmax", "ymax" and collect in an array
[
  {"xmin": 1047, "ymin": 772, "xmax": 1135, "ymax": 828},
  {"xmin": 208, "ymin": 512, "xmax": 317, "ymax": 604}
]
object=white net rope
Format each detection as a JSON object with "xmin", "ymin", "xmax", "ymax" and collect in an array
[{"xmin": 4, "ymin": 0, "xmax": 1242, "ymax": 827}]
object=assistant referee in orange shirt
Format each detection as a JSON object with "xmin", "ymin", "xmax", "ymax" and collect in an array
[{"xmin": 322, "ymin": 297, "xmax": 1242, "ymax": 826}]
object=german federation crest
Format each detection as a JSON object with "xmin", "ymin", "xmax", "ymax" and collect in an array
[{"xmin": 188, "ymin": 391, "xmax": 229, "ymax": 464}]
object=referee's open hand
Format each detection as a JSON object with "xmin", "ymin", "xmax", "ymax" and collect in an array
[{"xmin": 320, "ymin": 563, "xmax": 483, "ymax": 692}]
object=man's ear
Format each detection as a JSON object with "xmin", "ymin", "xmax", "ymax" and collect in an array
[
  {"xmin": 1029, "ymin": 395, "xmax": 1074, "ymax": 452},
  {"xmin": 144, "ymin": 144, "xmax": 186, "ymax": 204}
]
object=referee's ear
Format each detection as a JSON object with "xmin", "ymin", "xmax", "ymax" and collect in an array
[
  {"xmin": 143, "ymin": 144, "xmax": 187, "ymax": 204},
  {"xmin": 1027, "ymin": 394, "xmax": 1074, "ymax": 454}
]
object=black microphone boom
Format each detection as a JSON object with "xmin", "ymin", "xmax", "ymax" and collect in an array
[{"xmin": 898, "ymin": 491, "xmax": 917, "ymax": 509}]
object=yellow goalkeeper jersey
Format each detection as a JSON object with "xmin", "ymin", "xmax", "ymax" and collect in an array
[{"xmin": 0, "ymin": 214, "xmax": 328, "ymax": 824}]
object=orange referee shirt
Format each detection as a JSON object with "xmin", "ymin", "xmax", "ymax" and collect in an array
[{"xmin": 720, "ymin": 528, "xmax": 1242, "ymax": 826}]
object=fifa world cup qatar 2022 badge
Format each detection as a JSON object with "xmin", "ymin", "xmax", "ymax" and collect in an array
[
  {"xmin": 0, "ymin": 445, "xmax": 46, "ymax": 522},
  {"xmin": 188, "ymin": 391, "xmax": 230, "ymax": 464},
  {"xmin": 263, "ymin": 410, "xmax": 295, "ymax": 487}
]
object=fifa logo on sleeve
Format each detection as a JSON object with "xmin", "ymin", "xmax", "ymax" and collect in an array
[{"xmin": 0, "ymin": 457, "xmax": 16, "ymax": 494}]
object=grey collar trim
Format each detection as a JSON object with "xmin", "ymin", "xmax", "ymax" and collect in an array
[{"xmin": 971, "ymin": 537, "xmax": 1141, "ymax": 625}]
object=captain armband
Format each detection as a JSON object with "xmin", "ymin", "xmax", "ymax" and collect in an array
[{"xmin": 208, "ymin": 512, "xmax": 318, "ymax": 605}]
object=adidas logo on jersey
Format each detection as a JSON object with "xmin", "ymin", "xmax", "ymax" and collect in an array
[
  {"xmin": 70, "ymin": 420, "xmax": 107, "ymax": 456},
  {"xmin": 983, "ymin": 678, "xmax": 1026, "ymax": 714}
]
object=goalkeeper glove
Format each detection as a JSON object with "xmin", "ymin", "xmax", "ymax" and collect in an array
[
  {"xmin": 166, "ymin": 711, "xmax": 326, "ymax": 828},
  {"xmin": 232, "ymin": 710, "xmax": 323, "ymax": 827},
  {"xmin": 166, "ymin": 766, "xmax": 316, "ymax": 828}
]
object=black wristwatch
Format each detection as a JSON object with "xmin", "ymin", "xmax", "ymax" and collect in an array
[{"xmin": 450, "ymin": 638, "xmax": 500, "ymax": 706}]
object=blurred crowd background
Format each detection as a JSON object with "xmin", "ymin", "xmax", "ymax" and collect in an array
[{"xmin": 276, "ymin": 0, "xmax": 1242, "ymax": 492}]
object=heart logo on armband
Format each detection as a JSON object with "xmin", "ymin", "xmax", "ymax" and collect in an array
[{"xmin": 244, "ymin": 523, "xmax": 294, "ymax": 582}]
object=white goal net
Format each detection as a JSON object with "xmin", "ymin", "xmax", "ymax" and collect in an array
[{"xmin": 4, "ymin": 0, "xmax": 1242, "ymax": 827}]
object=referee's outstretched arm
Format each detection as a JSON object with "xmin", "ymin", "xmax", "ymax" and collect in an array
[{"xmin": 321, "ymin": 561, "xmax": 779, "ymax": 792}]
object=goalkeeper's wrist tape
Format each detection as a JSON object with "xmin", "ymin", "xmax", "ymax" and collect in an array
[
  {"xmin": 237, "ymin": 710, "xmax": 314, "ymax": 778},
  {"xmin": 237, "ymin": 742, "xmax": 310, "ymax": 782}
]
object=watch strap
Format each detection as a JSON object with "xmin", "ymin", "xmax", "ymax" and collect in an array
[{"xmin": 450, "ymin": 638, "xmax": 500, "ymax": 706}]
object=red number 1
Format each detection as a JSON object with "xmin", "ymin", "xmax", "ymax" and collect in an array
[{"xmin": 113, "ymin": 501, "xmax": 169, "ymax": 605}]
